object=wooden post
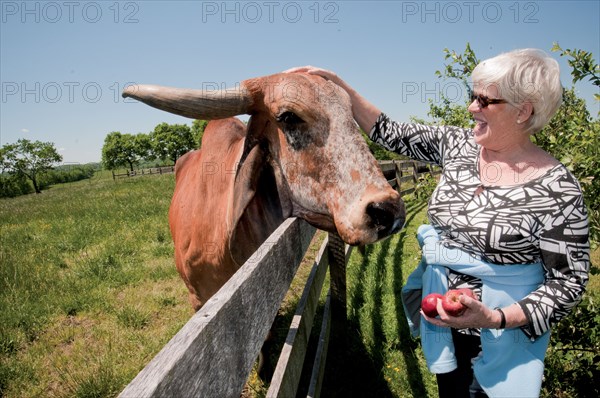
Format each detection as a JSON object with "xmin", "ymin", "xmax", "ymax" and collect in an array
[
  {"xmin": 327, "ymin": 233, "xmax": 347, "ymax": 344},
  {"xmin": 394, "ymin": 160, "xmax": 402, "ymax": 194},
  {"xmin": 412, "ymin": 161, "xmax": 419, "ymax": 185}
]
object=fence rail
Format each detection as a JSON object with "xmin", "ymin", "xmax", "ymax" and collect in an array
[
  {"xmin": 379, "ymin": 159, "xmax": 441, "ymax": 197},
  {"xmin": 118, "ymin": 159, "xmax": 438, "ymax": 398},
  {"xmin": 112, "ymin": 166, "xmax": 174, "ymax": 180},
  {"xmin": 119, "ymin": 218, "xmax": 321, "ymax": 397}
]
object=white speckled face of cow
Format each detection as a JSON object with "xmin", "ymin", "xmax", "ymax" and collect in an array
[{"xmin": 250, "ymin": 73, "xmax": 405, "ymax": 245}]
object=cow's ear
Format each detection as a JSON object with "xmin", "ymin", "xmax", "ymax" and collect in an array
[
  {"xmin": 230, "ymin": 142, "xmax": 266, "ymax": 228},
  {"xmin": 229, "ymin": 143, "xmax": 286, "ymax": 266}
]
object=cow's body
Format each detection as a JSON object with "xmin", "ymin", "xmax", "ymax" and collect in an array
[
  {"xmin": 124, "ymin": 73, "xmax": 406, "ymax": 310},
  {"xmin": 169, "ymin": 118, "xmax": 286, "ymax": 309}
]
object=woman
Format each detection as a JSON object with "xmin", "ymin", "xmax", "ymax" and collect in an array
[{"xmin": 288, "ymin": 49, "xmax": 590, "ymax": 398}]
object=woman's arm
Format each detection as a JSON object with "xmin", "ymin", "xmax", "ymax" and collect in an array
[
  {"xmin": 285, "ymin": 66, "xmax": 469, "ymax": 166},
  {"xmin": 519, "ymin": 186, "xmax": 590, "ymax": 338}
]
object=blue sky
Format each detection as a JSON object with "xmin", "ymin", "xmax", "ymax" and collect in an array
[{"xmin": 1, "ymin": 0, "xmax": 599, "ymax": 164}]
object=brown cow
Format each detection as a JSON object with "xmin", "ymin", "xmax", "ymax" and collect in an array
[{"xmin": 123, "ymin": 73, "xmax": 405, "ymax": 311}]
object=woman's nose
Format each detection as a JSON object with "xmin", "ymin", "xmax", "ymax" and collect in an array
[{"xmin": 467, "ymin": 99, "xmax": 481, "ymax": 113}]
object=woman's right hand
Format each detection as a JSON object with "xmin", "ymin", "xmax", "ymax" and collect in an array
[{"xmin": 284, "ymin": 66, "xmax": 382, "ymax": 133}]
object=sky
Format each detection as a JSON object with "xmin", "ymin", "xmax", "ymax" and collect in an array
[{"xmin": 1, "ymin": 0, "xmax": 599, "ymax": 164}]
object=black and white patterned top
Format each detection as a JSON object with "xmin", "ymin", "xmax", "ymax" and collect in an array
[{"xmin": 371, "ymin": 113, "xmax": 590, "ymax": 339}]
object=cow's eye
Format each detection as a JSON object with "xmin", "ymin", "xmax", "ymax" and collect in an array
[{"xmin": 276, "ymin": 111, "xmax": 304, "ymax": 125}]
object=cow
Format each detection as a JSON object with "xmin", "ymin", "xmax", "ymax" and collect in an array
[{"xmin": 122, "ymin": 72, "xmax": 405, "ymax": 311}]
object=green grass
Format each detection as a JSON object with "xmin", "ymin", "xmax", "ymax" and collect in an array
[
  {"xmin": 0, "ymin": 172, "xmax": 191, "ymax": 398},
  {"xmin": 320, "ymin": 198, "xmax": 438, "ymax": 397}
]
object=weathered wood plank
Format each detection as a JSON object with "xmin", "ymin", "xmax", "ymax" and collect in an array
[
  {"xmin": 378, "ymin": 160, "xmax": 396, "ymax": 173},
  {"xmin": 267, "ymin": 236, "xmax": 330, "ymax": 397},
  {"xmin": 395, "ymin": 160, "xmax": 415, "ymax": 169},
  {"xmin": 400, "ymin": 187, "xmax": 416, "ymax": 196},
  {"xmin": 118, "ymin": 218, "xmax": 316, "ymax": 398},
  {"xmin": 399, "ymin": 175, "xmax": 416, "ymax": 184},
  {"xmin": 307, "ymin": 292, "xmax": 331, "ymax": 398}
]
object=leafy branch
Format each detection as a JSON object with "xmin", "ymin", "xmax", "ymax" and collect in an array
[{"xmin": 552, "ymin": 42, "xmax": 600, "ymax": 102}]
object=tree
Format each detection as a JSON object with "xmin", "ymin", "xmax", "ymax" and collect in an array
[
  {"xmin": 101, "ymin": 132, "xmax": 150, "ymax": 171},
  {"xmin": 150, "ymin": 123, "xmax": 196, "ymax": 164},
  {"xmin": 552, "ymin": 42, "xmax": 600, "ymax": 103},
  {"xmin": 0, "ymin": 138, "xmax": 62, "ymax": 194},
  {"xmin": 428, "ymin": 43, "xmax": 479, "ymax": 128},
  {"xmin": 548, "ymin": 43, "xmax": 600, "ymax": 243},
  {"xmin": 435, "ymin": 43, "xmax": 479, "ymax": 88}
]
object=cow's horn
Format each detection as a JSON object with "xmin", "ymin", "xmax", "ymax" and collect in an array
[{"xmin": 122, "ymin": 84, "xmax": 252, "ymax": 119}]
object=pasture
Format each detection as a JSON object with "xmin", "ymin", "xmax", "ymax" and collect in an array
[
  {"xmin": 0, "ymin": 171, "xmax": 597, "ymax": 397},
  {"xmin": 0, "ymin": 172, "xmax": 190, "ymax": 397}
]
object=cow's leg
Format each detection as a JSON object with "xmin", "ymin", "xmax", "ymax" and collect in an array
[{"xmin": 257, "ymin": 329, "xmax": 275, "ymax": 381}]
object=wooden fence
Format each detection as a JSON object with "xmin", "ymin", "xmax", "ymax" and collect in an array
[
  {"xmin": 118, "ymin": 160, "xmax": 437, "ymax": 398},
  {"xmin": 379, "ymin": 159, "xmax": 440, "ymax": 197},
  {"xmin": 112, "ymin": 165, "xmax": 174, "ymax": 180}
]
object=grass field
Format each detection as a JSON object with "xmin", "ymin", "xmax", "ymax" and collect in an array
[
  {"xmin": 1, "ymin": 172, "xmax": 597, "ymax": 397},
  {"xmin": 0, "ymin": 172, "xmax": 192, "ymax": 397}
]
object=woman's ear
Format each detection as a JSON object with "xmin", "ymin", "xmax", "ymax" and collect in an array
[{"xmin": 517, "ymin": 102, "xmax": 534, "ymax": 124}]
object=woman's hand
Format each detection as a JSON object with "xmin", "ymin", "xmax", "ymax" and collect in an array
[
  {"xmin": 421, "ymin": 294, "xmax": 501, "ymax": 329},
  {"xmin": 284, "ymin": 65, "xmax": 382, "ymax": 133},
  {"xmin": 283, "ymin": 65, "xmax": 341, "ymax": 85}
]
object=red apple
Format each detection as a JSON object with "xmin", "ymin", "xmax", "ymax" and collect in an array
[
  {"xmin": 442, "ymin": 289, "xmax": 476, "ymax": 317},
  {"xmin": 421, "ymin": 293, "xmax": 444, "ymax": 317}
]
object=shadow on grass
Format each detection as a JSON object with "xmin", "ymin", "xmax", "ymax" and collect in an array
[
  {"xmin": 392, "ymin": 200, "xmax": 429, "ymax": 397},
  {"xmin": 321, "ymin": 199, "xmax": 429, "ymax": 398}
]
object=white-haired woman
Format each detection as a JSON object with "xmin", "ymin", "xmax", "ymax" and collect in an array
[{"xmin": 288, "ymin": 49, "xmax": 590, "ymax": 398}]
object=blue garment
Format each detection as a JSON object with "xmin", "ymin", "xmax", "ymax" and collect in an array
[{"xmin": 401, "ymin": 225, "xmax": 551, "ymax": 398}]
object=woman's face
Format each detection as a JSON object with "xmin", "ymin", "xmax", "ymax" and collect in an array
[{"xmin": 468, "ymin": 83, "xmax": 525, "ymax": 150}]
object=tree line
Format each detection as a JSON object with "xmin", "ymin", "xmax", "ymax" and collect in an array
[
  {"xmin": 0, "ymin": 120, "xmax": 208, "ymax": 198},
  {"xmin": 102, "ymin": 120, "xmax": 207, "ymax": 171}
]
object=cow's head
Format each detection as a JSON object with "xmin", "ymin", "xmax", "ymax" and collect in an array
[{"xmin": 123, "ymin": 73, "xmax": 405, "ymax": 246}]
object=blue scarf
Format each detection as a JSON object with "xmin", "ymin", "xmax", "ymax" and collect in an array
[{"xmin": 401, "ymin": 225, "xmax": 550, "ymax": 398}]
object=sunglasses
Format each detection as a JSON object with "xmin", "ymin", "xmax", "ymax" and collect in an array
[{"xmin": 470, "ymin": 93, "xmax": 507, "ymax": 108}]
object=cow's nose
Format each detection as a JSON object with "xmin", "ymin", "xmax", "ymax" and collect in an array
[{"xmin": 366, "ymin": 201, "xmax": 406, "ymax": 239}]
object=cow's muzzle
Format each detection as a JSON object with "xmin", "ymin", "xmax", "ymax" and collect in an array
[{"xmin": 366, "ymin": 200, "xmax": 406, "ymax": 240}]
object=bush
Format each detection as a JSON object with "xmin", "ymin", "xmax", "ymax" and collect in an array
[
  {"xmin": 534, "ymin": 88, "xmax": 600, "ymax": 244},
  {"xmin": 0, "ymin": 165, "xmax": 97, "ymax": 198},
  {"xmin": 414, "ymin": 173, "xmax": 438, "ymax": 202},
  {"xmin": 0, "ymin": 174, "xmax": 33, "ymax": 197},
  {"xmin": 39, "ymin": 164, "xmax": 97, "ymax": 188},
  {"xmin": 542, "ymin": 294, "xmax": 600, "ymax": 398}
]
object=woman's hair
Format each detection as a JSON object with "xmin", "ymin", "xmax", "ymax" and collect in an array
[{"xmin": 471, "ymin": 48, "xmax": 563, "ymax": 134}]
